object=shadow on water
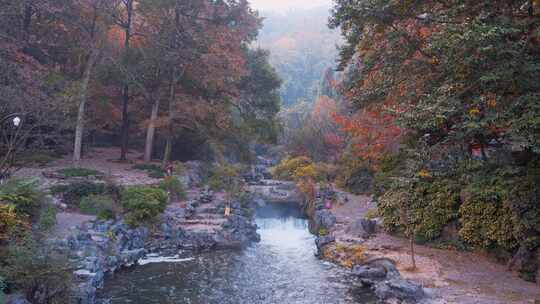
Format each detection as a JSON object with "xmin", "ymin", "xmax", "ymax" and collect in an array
[{"xmin": 99, "ymin": 202, "xmax": 378, "ymax": 304}]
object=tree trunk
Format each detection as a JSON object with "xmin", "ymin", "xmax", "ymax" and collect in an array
[
  {"xmin": 410, "ymin": 233, "xmax": 416, "ymax": 270},
  {"xmin": 143, "ymin": 98, "xmax": 160, "ymax": 163},
  {"xmin": 120, "ymin": 84, "xmax": 130, "ymax": 161},
  {"xmin": 73, "ymin": 48, "xmax": 99, "ymax": 165},
  {"xmin": 162, "ymin": 69, "xmax": 177, "ymax": 165},
  {"xmin": 119, "ymin": 0, "xmax": 133, "ymax": 161},
  {"xmin": 22, "ymin": 1, "xmax": 33, "ymax": 42}
]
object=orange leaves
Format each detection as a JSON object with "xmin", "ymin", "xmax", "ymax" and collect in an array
[{"xmin": 332, "ymin": 106, "xmax": 402, "ymax": 164}]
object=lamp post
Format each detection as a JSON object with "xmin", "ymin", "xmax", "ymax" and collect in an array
[
  {"xmin": 0, "ymin": 113, "xmax": 26, "ymax": 183},
  {"xmin": 1, "ymin": 113, "xmax": 24, "ymax": 127}
]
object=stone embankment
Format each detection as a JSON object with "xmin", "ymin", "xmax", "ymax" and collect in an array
[
  {"xmin": 249, "ymin": 178, "xmax": 429, "ymax": 304},
  {"xmin": 47, "ymin": 187, "xmax": 259, "ymax": 304}
]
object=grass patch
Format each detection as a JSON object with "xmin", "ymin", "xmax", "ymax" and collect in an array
[
  {"xmin": 132, "ymin": 164, "xmax": 165, "ymax": 179},
  {"xmin": 56, "ymin": 167, "xmax": 104, "ymax": 178},
  {"xmin": 50, "ymin": 182, "xmax": 106, "ymax": 206},
  {"xmin": 79, "ymin": 194, "xmax": 117, "ymax": 220}
]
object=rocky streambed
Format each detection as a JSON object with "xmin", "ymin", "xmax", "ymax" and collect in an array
[
  {"xmin": 46, "ymin": 188, "xmax": 260, "ymax": 304},
  {"xmin": 98, "ymin": 202, "xmax": 379, "ymax": 304}
]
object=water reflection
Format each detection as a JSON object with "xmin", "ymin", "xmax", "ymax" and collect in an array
[{"xmin": 99, "ymin": 203, "xmax": 377, "ymax": 303}]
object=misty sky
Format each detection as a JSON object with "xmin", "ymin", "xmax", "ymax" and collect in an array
[{"xmin": 249, "ymin": 0, "xmax": 333, "ymax": 13}]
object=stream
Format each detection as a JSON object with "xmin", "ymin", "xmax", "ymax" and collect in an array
[{"xmin": 99, "ymin": 203, "xmax": 377, "ymax": 303}]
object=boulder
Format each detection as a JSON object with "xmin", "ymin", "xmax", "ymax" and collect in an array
[
  {"xmin": 6, "ymin": 294, "xmax": 31, "ymax": 304},
  {"xmin": 353, "ymin": 258, "xmax": 425, "ymax": 303},
  {"xmin": 315, "ymin": 235, "xmax": 336, "ymax": 251},
  {"xmin": 311, "ymin": 210, "xmax": 336, "ymax": 233},
  {"xmin": 346, "ymin": 218, "xmax": 377, "ymax": 238}
]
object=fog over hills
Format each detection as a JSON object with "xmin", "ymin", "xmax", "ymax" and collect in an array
[{"xmin": 255, "ymin": 6, "xmax": 341, "ymax": 107}]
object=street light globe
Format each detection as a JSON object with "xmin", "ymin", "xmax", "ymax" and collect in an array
[{"xmin": 13, "ymin": 116, "xmax": 21, "ymax": 127}]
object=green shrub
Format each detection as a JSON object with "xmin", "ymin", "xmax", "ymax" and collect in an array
[
  {"xmin": 14, "ymin": 151, "xmax": 59, "ymax": 167},
  {"xmin": 373, "ymin": 153, "xmax": 405, "ymax": 198},
  {"xmin": 335, "ymin": 151, "xmax": 374, "ymax": 194},
  {"xmin": 459, "ymin": 175, "xmax": 517, "ymax": 251},
  {"xmin": 207, "ymin": 163, "xmax": 242, "ymax": 192},
  {"xmin": 79, "ymin": 195, "xmax": 117, "ymax": 220},
  {"xmin": 0, "ymin": 178, "xmax": 46, "ymax": 218},
  {"xmin": 121, "ymin": 186, "xmax": 167, "ymax": 226},
  {"xmin": 56, "ymin": 167, "xmax": 103, "ymax": 178},
  {"xmin": 37, "ymin": 204, "xmax": 57, "ymax": 232},
  {"xmin": 0, "ymin": 240, "xmax": 72, "ymax": 303},
  {"xmin": 0, "ymin": 204, "xmax": 29, "ymax": 243},
  {"xmin": 132, "ymin": 164, "xmax": 165, "ymax": 179},
  {"xmin": 378, "ymin": 178, "xmax": 461, "ymax": 243},
  {"xmin": 50, "ymin": 181, "xmax": 106, "ymax": 206},
  {"xmin": 172, "ymin": 161, "xmax": 187, "ymax": 175},
  {"xmin": 159, "ymin": 176, "xmax": 187, "ymax": 201},
  {"xmin": 364, "ymin": 208, "xmax": 379, "ymax": 220}
]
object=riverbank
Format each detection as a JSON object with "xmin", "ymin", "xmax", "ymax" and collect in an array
[
  {"xmin": 8, "ymin": 148, "xmax": 260, "ymax": 304},
  {"xmin": 319, "ymin": 190, "xmax": 540, "ymax": 304}
]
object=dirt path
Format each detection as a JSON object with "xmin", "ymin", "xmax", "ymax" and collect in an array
[
  {"xmin": 331, "ymin": 191, "xmax": 540, "ymax": 304},
  {"xmin": 14, "ymin": 147, "xmax": 161, "ymax": 187}
]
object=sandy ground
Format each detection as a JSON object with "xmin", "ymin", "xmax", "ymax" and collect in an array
[
  {"xmin": 15, "ymin": 148, "xmax": 164, "ymax": 239},
  {"xmin": 331, "ymin": 191, "xmax": 540, "ymax": 304},
  {"xmin": 14, "ymin": 147, "xmax": 162, "ymax": 188}
]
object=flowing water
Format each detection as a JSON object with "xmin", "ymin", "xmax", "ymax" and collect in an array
[{"xmin": 99, "ymin": 203, "xmax": 377, "ymax": 304}]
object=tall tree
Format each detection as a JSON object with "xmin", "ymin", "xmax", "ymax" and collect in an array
[
  {"xmin": 72, "ymin": 0, "xmax": 115, "ymax": 164},
  {"xmin": 113, "ymin": 0, "xmax": 135, "ymax": 161}
]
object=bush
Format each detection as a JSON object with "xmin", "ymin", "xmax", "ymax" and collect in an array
[
  {"xmin": 56, "ymin": 167, "xmax": 103, "ymax": 178},
  {"xmin": 0, "ymin": 240, "xmax": 73, "ymax": 303},
  {"xmin": 377, "ymin": 178, "xmax": 461, "ymax": 243},
  {"xmin": 14, "ymin": 151, "xmax": 59, "ymax": 167},
  {"xmin": 271, "ymin": 156, "xmax": 312, "ymax": 181},
  {"xmin": 0, "ymin": 204, "xmax": 29, "ymax": 243},
  {"xmin": 207, "ymin": 163, "xmax": 242, "ymax": 192},
  {"xmin": 132, "ymin": 164, "xmax": 165, "ymax": 179},
  {"xmin": 79, "ymin": 195, "xmax": 117, "ymax": 220},
  {"xmin": 121, "ymin": 186, "xmax": 168, "ymax": 226},
  {"xmin": 172, "ymin": 161, "xmax": 187, "ymax": 175},
  {"xmin": 458, "ymin": 173, "xmax": 518, "ymax": 251},
  {"xmin": 50, "ymin": 181, "xmax": 106, "ymax": 206},
  {"xmin": 0, "ymin": 178, "xmax": 46, "ymax": 218},
  {"xmin": 37, "ymin": 204, "xmax": 57, "ymax": 232},
  {"xmin": 335, "ymin": 152, "xmax": 374, "ymax": 194},
  {"xmin": 364, "ymin": 208, "xmax": 379, "ymax": 220},
  {"xmin": 159, "ymin": 176, "xmax": 187, "ymax": 201}
]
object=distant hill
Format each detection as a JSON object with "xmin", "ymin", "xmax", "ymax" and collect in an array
[{"xmin": 255, "ymin": 7, "xmax": 341, "ymax": 107}]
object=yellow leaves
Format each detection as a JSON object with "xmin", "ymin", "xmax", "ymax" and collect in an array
[
  {"xmin": 0, "ymin": 203, "xmax": 28, "ymax": 241},
  {"xmin": 294, "ymin": 164, "xmax": 318, "ymax": 180},
  {"xmin": 482, "ymin": 93, "xmax": 497, "ymax": 108},
  {"xmin": 322, "ymin": 243, "xmax": 366, "ymax": 269},
  {"xmin": 418, "ymin": 169, "xmax": 431, "ymax": 178},
  {"xmin": 469, "ymin": 108, "xmax": 480, "ymax": 116},
  {"xmin": 429, "ymin": 56, "xmax": 439, "ymax": 65}
]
